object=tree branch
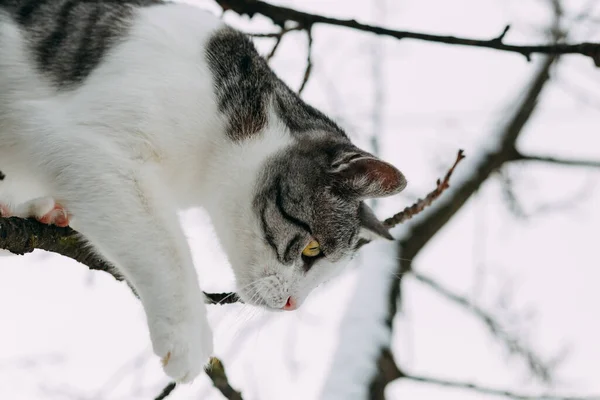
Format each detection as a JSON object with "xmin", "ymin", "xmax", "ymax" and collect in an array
[
  {"xmin": 298, "ymin": 27, "xmax": 313, "ymax": 94},
  {"xmin": 368, "ymin": 55, "xmax": 558, "ymax": 399},
  {"xmin": 412, "ymin": 271, "xmax": 554, "ymax": 381},
  {"xmin": 217, "ymin": 0, "xmax": 600, "ymax": 66},
  {"xmin": 374, "ymin": 350, "xmax": 598, "ymax": 400},
  {"xmin": 510, "ymin": 153, "xmax": 600, "ymax": 168},
  {"xmin": 154, "ymin": 382, "xmax": 177, "ymax": 400},
  {"xmin": 403, "ymin": 373, "xmax": 600, "ymax": 400},
  {"xmin": 205, "ymin": 357, "xmax": 244, "ymax": 400},
  {"xmin": 0, "ymin": 216, "xmax": 240, "ymax": 304}
]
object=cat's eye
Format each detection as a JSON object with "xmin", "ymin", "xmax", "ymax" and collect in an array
[{"xmin": 302, "ymin": 240, "xmax": 321, "ymax": 257}]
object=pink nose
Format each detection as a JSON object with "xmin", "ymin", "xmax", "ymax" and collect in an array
[{"xmin": 282, "ymin": 296, "xmax": 297, "ymax": 311}]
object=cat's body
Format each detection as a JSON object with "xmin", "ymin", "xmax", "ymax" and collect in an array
[{"xmin": 0, "ymin": 0, "xmax": 406, "ymax": 382}]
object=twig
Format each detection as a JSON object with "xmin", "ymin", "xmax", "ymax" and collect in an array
[
  {"xmin": 403, "ymin": 373, "xmax": 600, "ymax": 400},
  {"xmin": 298, "ymin": 27, "xmax": 313, "ymax": 94},
  {"xmin": 383, "ymin": 149, "xmax": 465, "ymax": 228},
  {"xmin": 510, "ymin": 153, "xmax": 600, "ymax": 168},
  {"xmin": 216, "ymin": 0, "xmax": 600, "ymax": 66},
  {"xmin": 374, "ymin": 350, "xmax": 598, "ymax": 400},
  {"xmin": 205, "ymin": 357, "xmax": 244, "ymax": 400},
  {"xmin": 412, "ymin": 271, "xmax": 554, "ymax": 381},
  {"xmin": 249, "ymin": 25, "xmax": 302, "ymax": 61},
  {"xmin": 154, "ymin": 382, "xmax": 176, "ymax": 400}
]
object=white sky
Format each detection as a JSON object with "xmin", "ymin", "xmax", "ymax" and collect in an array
[{"xmin": 1, "ymin": 0, "xmax": 599, "ymax": 399}]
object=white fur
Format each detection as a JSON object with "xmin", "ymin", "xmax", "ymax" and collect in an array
[{"xmin": 0, "ymin": 3, "xmax": 356, "ymax": 383}]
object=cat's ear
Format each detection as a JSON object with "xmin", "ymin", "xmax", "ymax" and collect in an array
[
  {"xmin": 358, "ymin": 202, "xmax": 393, "ymax": 242},
  {"xmin": 332, "ymin": 152, "xmax": 407, "ymax": 199}
]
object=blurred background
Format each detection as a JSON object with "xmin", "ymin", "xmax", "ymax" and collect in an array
[{"xmin": 1, "ymin": 0, "xmax": 599, "ymax": 399}]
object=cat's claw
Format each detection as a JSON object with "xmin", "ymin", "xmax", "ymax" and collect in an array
[
  {"xmin": 37, "ymin": 203, "xmax": 71, "ymax": 227},
  {"xmin": 0, "ymin": 197, "xmax": 71, "ymax": 227},
  {"xmin": 150, "ymin": 310, "xmax": 213, "ymax": 383}
]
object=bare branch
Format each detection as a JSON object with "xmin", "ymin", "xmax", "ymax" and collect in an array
[
  {"xmin": 399, "ymin": 54, "xmax": 557, "ymax": 269},
  {"xmin": 510, "ymin": 153, "xmax": 600, "ymax": 168},
  {"xmin": 403, "ymin": 373, "xmax": 600, "ymax": 400},
  {"xmin": 0, "ymin": 216, "xmax": 239, "ymax": 304},
  {"xmin": 205, "ymin": 357, "xmax": 244, "ymax": 400},
  {"xmin": 412, "ymin": 271, "xmax": 554, "ymax": 381},
  {"xmin": 383, "ymin": 149, "xmax": 465, "ymax": 228},
  {"xmin": 374, "ymin": 350, "xmax": 598, "ymax": 400},
  {"xmin": 298, "ymin": 27, "xmax": 314, "ymax": 94},
  {"xmin": 249, "ymin": 25, "xmax": 302, "ymax": 61},
  {"xmin": 216, "ymin": 0, "xmax": 600, "ymax": 66},
  {"xmin": 154, "ymin": 382, "xmax": 177, "ymax": 400},
  {"xmin": 367, "ymin": 55, "xmax": 558, "ymax": 399}
]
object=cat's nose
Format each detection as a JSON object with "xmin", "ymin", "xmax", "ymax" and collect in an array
[{"xmin": 282, "ymin": 296, "xmax": 297, "ymax": 311}]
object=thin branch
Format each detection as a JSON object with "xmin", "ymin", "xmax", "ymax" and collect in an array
[
  {"xmin": 298, "ymin": 27, "xmax": 314, "ymax": 94},
  {"xmin": 0, "ymin": 216, "xmax": 239, "ymax": 304},
  {"xmin": 412, "ymin": 271, "xmax": 554, "ymax": 381},
  {"xmin": 249, "ymin": 25, "xmax": 302, "ymax": 61},
  {"xmin": 383, "ymin": 149, "xmax": 465, "ymax": 228},
  {"xmin": 154, "ymin": 382, "xmax": 177, "ymax": 400},
  {"xmin": 216, "ymin": 0, "xmax": 600, "ymax": 66},
  {"xmin": 403, "ymin": 373, "xmax": 600, "ymax": 400},
  {"xmin": 205, "ymin": 357, "xmax": 244, "ymax": 400},
  {"xmin": 367, "ymin": 55, "xmax": 558, "ymax": 400},
  {"xmin": 399, "ymin": 54, "xmax": 557, "ymax": 271},
  {"xmin": 510, "ymin": 153, "xmax": 600, "ymax": 168},
  {"xmin": 374, "ymin": 350, "xmax": 598, "ymax": 400}
]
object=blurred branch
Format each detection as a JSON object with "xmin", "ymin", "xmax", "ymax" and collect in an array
[
  {"xmin": 511, "ymin": 153, "xmax": 600, "ymax": 168},
  {"xmin": 374, "ymin": 350, "xmax": 598, "ymax": 400},
  {"xmin": 298, "ymin": 27, "xmax": 314, "ymax": 94},
  {"xmin": 205, "ymin": 357, "xmax": 244, "ymax": 400},
  {"xmin": 249, "ymin": 25, "xmax": 302, "ymax": 61},
  {"xmin": 217, "ymin": 0, "xmax": 600, "ymax": 66},
  {"xmin": 412, "ymin": 271, "xmax": 554, "ymax": 381},
  {"xmin": 368, "ymin": 55, "xmax": 558, "ymax": 399},
  {"xmin": 403, "ymin": 374, "xmax": 599, "ymax": 400},
  {"xmin": 154, "ymin": 382, "xmax": 177, "ymax": 400},
  {"xmin": 499, "ymin": 170, "xmax": 529, "ymax": 219}
]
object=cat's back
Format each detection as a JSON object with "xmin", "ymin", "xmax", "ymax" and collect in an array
[
  {"xmin": 0, "ymin": 1, "xmax": 224, "ymax": 145},
  {"xmin": 0, "ymin": 0, "xmax": 221, "ymax": 90}
]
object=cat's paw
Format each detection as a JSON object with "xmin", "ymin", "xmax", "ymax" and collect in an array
[
  {"xmin": 3, "ymin": 197, "xmax": 71, "ymax": 227},
  {"xmin": 150, "ymin": 311, "xmax": 213, "ymax": 383}
]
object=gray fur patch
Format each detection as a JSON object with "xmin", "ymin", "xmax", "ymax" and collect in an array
[
  {"xmin": 254, "ymin": 138, "xmax": 369, "ymax": 269},
  {"xmin": 1, "ymin": 0, "xmax": 164, "ymax": 89},
  {"xmin": 205, "ymin": 26, "xmax": 346, "ymax": 140}
]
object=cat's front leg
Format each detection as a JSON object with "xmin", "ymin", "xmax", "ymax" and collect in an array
[{"xmin": 44, "ymin": 155, "xmax": 213, "ymax": 382}]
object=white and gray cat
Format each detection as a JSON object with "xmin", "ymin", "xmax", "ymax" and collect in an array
[{"xmin": 0, "ymin": 0, "xmax": 406, "ymax": 382}]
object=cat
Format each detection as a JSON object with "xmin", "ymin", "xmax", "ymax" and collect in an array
[{"xmin": 0, "ymin": 0, "xmax": 406, "ymax": 383}]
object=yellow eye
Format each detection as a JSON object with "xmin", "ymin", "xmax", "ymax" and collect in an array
[{"xmin": 302, "ymin": 240, "xmax": 321, "ymax": 257}]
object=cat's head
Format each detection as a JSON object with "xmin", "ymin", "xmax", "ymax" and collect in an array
[{"xmin": 210, "ymin": 136, "xmax": 406, "ymax": 310}]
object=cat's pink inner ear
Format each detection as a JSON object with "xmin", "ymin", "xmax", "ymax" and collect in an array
[{"xmin": 345, "ymin": 157, "xmax": 407, "ymax": 198}]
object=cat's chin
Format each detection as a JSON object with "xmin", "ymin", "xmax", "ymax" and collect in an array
[{"xmin": 235, "ymin": 284, "xmax": 290, "ymax": 312}]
